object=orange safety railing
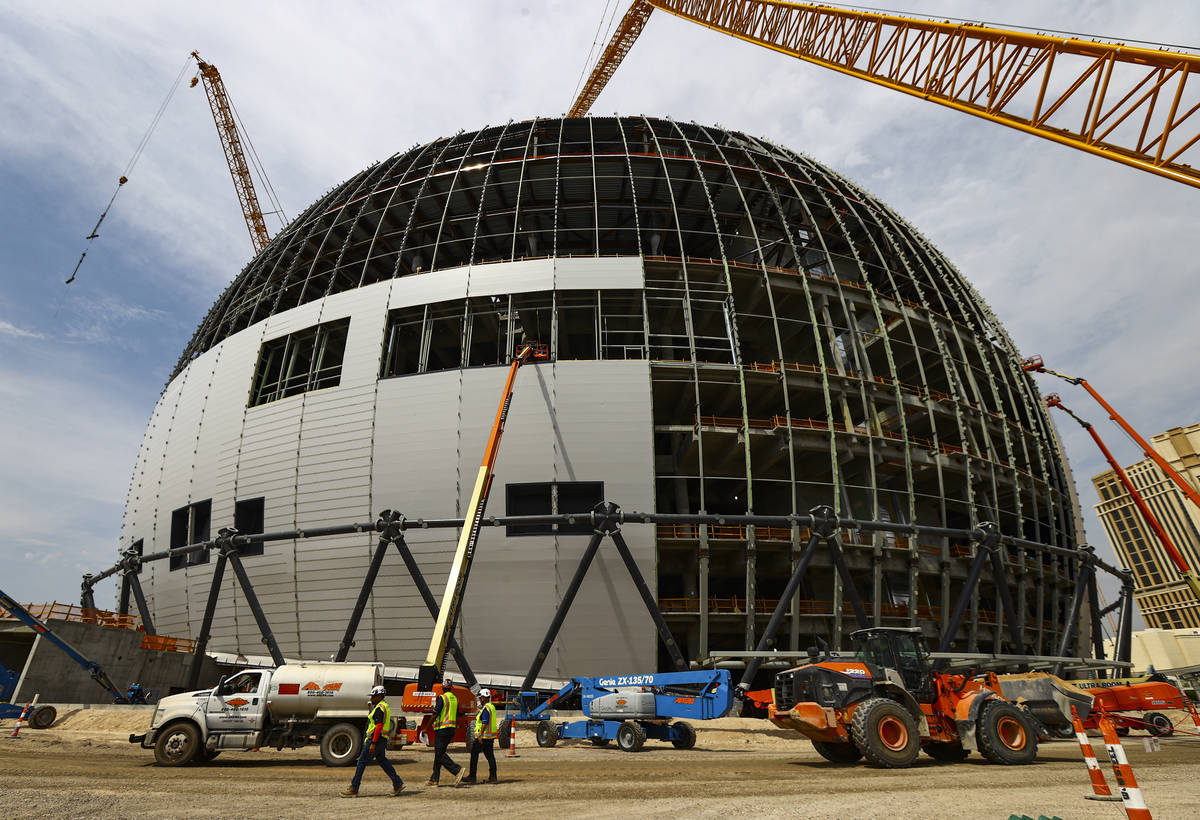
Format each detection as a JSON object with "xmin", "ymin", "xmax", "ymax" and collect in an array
[
  {"xmin": 140, "ymin": 634, "xmax": 197, "ymax": 654},
  {"xmin": 5, "ymin": 601, "xmax": 141, "ymax": 631},
  {"xmin": 1, "ymin": 601, "xmax": 195, "ymax": 654}
]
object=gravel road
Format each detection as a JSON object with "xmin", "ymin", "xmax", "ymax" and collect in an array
[{"xmin": 1, "ymin": 710, "xmax": 1196, "ymax": 819}]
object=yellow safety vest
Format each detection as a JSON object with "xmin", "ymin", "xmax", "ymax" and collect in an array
[
  {"xmin": 474, "ymin": 701, "xmax": 499, "ymax": 739},
  {"xmin": 367, "ymin": 700, "xmax": 391, "ymax": 741},
  {"xmin": 433, "ymin": 691, "xmax": 458, "ymax": 730}
]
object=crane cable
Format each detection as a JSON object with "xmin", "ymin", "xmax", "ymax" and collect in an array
[
  {"xmin": 228, "ymin": 92, "xmax": 288, "ymax": 229},
  {"xmin": 66, "ymin": 54, "xmax": 193, "ymax": 285},
  {"xmin": 570, "ymin": 0, "xmax": 622, "ymax": 112}
]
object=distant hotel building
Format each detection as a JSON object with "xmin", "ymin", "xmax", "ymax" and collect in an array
[{"xmin": 1094, "ymin": 423, "xmax": 1200, "ymax": 629}]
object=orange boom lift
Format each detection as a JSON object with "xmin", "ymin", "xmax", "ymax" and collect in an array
[{"xmin": 1025, "ymin": 356, "xmax": 1200, "ymax": 602}]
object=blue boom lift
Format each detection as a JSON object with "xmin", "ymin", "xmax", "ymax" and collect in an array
[
  {"xmin": 508, "ymin": 669, "xmax": 733, "ymax": 752},
  {"xmin": 1, "ymin": 588, "xmax": 134, "ymax": 728}
]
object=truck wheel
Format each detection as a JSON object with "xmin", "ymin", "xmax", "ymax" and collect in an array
[
  {"xmin": 536, "ymin": 721, "xmax": 559, "ymax": 748},
  {"xmin": 977, "ymin": 700, "xmax": 1038, "ymax": 765},
  {"xmin": 616, "ymin": 721, "xmax": 646, "ymax": 752},
  {"xmin": 923, "ymin": 741, "xmax": 969, "ymax": 762},
  {"xmin": 154, "ymin": 722, "xmax": 201, "ymax": 766},
  {"xmin": 671, "ymin": 721, "xmax": 697, "ymax": 750},
  {"xmin": 320, "ymin": 723, "xmax": 363, "ymax": 767},
  {"xmin": 498, "ymin": 718, "xmax": 513, "ymax": 750},
  {"xmin": 812, "ymin": 741, "xmax": 863, "ymax": 763},
  {"xmin": 1144, "ymin": 712, "xmax": 1174, "ymax": 737},
  {"xmin": 850, "ymin": 698, "xmax": 920, "ymax": 768},
  {"xmin": 194, "ymin": 747, "xmax": 221, "ymax": 763},
  {"xmin": 28, "ymin": 705, "xmax": 57, "ymax": 730}
]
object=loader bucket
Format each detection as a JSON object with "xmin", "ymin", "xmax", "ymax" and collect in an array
[{"xmin": 995, "ymin": 673, "xmax": 1094, "ymax": 730}]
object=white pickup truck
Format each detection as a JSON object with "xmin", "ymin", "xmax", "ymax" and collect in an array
[{"xmin": 130, "ymin": 662, "xmax": 405, "ymax": 766}]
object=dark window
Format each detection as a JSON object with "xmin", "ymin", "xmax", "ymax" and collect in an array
[
  {"xmin": 250, "ymin": 318, "xmax": 351, "ymax": 406},
  {"xmin": 506, "ymin": 481, "xmax": 605, "ymax": 536},
  {"xmin": 169, "ymin": 499, "xmax": 212, "ymax": 570},
  {"xmin": 234, "ymin": 497, "xmax": 266, "ymax": 557}
]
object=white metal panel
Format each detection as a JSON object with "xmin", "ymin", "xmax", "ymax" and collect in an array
[
  {"xmin": 553, "ymin": 257, "xmax": 644, "ymax": 290},
  {"xmin": 465, "ymin": 258, "xmax": 556, "ymax": 297},
  {"xmin": 315, "ymin": 283, "xmax": 391, "ymax": 390},
  {"xmin": 261, "ymin": 300, "xmax": 323, "ymax": 340},
  {"xmin": 387, "ymin": 266, "xmax": 470, "ymax": 309}
]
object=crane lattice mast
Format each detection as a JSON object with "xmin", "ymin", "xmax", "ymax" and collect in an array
[
  {"xmin": 191, "ymin": 51, "xmax": 272, "ymax": 253},
  {"xmin": 570, "ymin": 0, "xmax": 1200, "ymax": 189}
]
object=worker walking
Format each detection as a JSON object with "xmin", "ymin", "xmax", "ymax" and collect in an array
[
  {"xmin": 463, "ymin": 687, "xmax": 499, "ymax": 784},
  {"xmin": 341, "ymin": 685, "xmax": 404, "ymax": 798},
  {"xmin": 426, "ymin": 680, "xmax": 466, "ymax": 787}
]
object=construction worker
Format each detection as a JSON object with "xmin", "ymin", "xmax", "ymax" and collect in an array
[
  {"xmin": 426, "ymin": 680, "xmax": 465, "ymax": 787},
  {"xmin": 463, "ymin": 687, "xmax": 499, "ymax": 784},
  {"xmin": 341, "ymin": 685, "xmax": 404, "ymax": 798}
]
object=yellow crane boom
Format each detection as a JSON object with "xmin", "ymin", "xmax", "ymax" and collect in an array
[
  {"xmin": 570, "ymin": 0, "xmax": 1200, "ymax": 189},
  {"xmin": 190, "ymin": 51, "xmax": 272, "ymax": 253}
]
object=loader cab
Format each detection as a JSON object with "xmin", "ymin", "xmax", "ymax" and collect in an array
[{"xmin": 850, "ymin": 627, "xmax": 935, "ymax": 703}]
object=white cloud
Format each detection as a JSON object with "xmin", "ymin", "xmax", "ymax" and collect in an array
[{"xmin": 0, "ymin": 319, "xmax": 43, "ymax": 339}]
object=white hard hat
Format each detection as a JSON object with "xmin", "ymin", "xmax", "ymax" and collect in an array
[
  {"xmin": 478, "ymin": 688, "xmax": 491, "ymax": 699},
  {"xmin": 370, "ymin": 685, "xmax": 386, "ymax": 697}
]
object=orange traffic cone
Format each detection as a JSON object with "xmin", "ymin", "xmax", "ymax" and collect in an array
[
  {"xmin": 507, "ymin": 719, "xmax": 518, "ymax": 758},
  {"xmin": 1071, "ymin": 706, "xmax": 1120, "ymax": 802},
  {"xmin": 1098, "ymin": 709, "xmax": 1152, "ymax": 820}
]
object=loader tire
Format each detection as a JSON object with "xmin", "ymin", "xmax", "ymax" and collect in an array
[
  {"xmin": 616, "ymin": 720, "xmax": 646, "ymax": 752},
  {"xmin": 1144, "ymin": 712, "xmax": 1174, "ymax": 737},
  {"xmin": 923, "ymin": 740, "xmax": 969, "ymax": 762},
  {"xmin": 498, "ymin": 718, "xmax": 513, "ymax": 750},
  {"xmin": 28, "ymin": 705, "xmax": 57, "ymax": 730},
  {"xmin": 812, "ymin": 740, "xmax": 863, "ymax": 763},
  {"xmin": 536, "ymin": 721, "xmax": 559, "ymax": 748},
  {"xmin": 976, "ymin": 700, "xmax": 1037, "ymax": 765},
  {"xmin": 850, "ymin": 697, "xmax": 920, "ymax": 768},
  {"xmin": 671, "ymin": 721, "xmax": 697, "ymax": 750},
  {"xmin": 154, "ymin": 721, "xmax": 201, "ymax": 766},
  {"xmin": 320, "ymin": 722, "xmax": 363, "ymax": 767}
]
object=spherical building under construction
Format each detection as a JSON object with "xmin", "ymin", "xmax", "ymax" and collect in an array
[{"xmin": 121, "ymin": 117, "xmax": 1081, "ymax": 679}]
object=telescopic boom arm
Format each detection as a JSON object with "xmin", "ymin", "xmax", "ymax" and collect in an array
[
  {"xmin": 1027, "ymin": 356, "xmax": 1200, "ymax": 601},
  {"xmin": 418, "ymin": 342, "xmax": 548, "ymax": 690},
  {"xmin": 0, "ymin": 589, "xmax": 127, "ymax": 701},
  {"xmin": 1044, "ymin": 394, "xmax": 1200, "ymax": 602}
]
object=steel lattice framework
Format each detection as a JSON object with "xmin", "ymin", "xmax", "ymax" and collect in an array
[{"xmin": 571, "ymin": 1, "xmax": 1200, "ymax": 189}]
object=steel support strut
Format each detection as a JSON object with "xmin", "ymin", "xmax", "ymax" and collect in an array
[
  {"xmin": 1055, "ymin": 547, "xmax": 1095, "ymax": 674},
  {"xmin": 1114, "ymin": 571, "xmax": 1135, "ymax": 666},
  {"xmin": 218, "ymin": 528, "xmax": 284, "ymax": 666},
  {"xmin": 80, "ymin": 575, "xmax": 97, "ymax": 611},
  {"xmin": 520, "ymin": 505, "xmax": 616, "ymax": 691},
  {"xmin": 980, "ymin": 522, "xmax": 1025, "ymax": 653},
  {"xmin": 187, "ymin": 551, "xmax": 228, "ymax": 689},
  {"xmin": 335, "ymin": 513, "xmax": 396, "ymax": 663},
  {"xmin": 125, "ymin": 570, "xmax": 155, "ymax": 636},
  {"xmin": 739, "ymin": 528, "xmax": 822, "ymax": 690},
  {"xmin": 609, "ymin": 527, "xmax": 687, "ymax": 671},
  {"xmin": 937, "ymin": 527, "xmax": 993, "ymax": 653}
]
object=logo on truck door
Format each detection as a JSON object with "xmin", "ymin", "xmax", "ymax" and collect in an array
[{"xmin": 226, "ymin": 698, "xmax": 250, "ymax": 708}]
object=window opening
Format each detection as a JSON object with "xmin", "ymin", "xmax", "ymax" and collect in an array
[
  {"xmin": 234, "ymin": 497, "xmax": 266, "ymax": 557},
  {"xmin": 250, "ymin": 318, "xmax": 351, "ymax": 406},
  {"xmin": 169, "ymin": 499, "xmax": 212, "ymax": 570}
]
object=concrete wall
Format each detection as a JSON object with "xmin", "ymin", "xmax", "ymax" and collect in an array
[{"xmin": 1, "ymin": 620, "xmax": 220, "ymax": 704}]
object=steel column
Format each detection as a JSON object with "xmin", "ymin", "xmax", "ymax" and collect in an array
[
  {"xmin": 739, "ymin": 533, "xmax": 821, "ymax": 689},
  {"xmin": 520, "ymin": 510, "xmax": 614, "ymax": 690},
  {"xmin": 335, "ymin": 529, "xmax": 392, "ymax": 662},
  {"xmin": 126, "ymin": 572, "xmax": 155, "ymax": 636},
  {"xmin": 825, "ymin": 534, "xmax": 869, "ymax": 630},
  {"xmin": 187, "ymin": 551, "xmax": 228, "ymax": 689},
  {"xmin": 937, "ymin": 537, "xmax": 990, "ymax": 653},
  {"xmin": 609, "ymin": 528, "xmax": 687, "ymax": 671},
  {"xmin": 1054, "ymin": 549, "xmax": 1095, "ymax": 672},
  {"xmin": 219, "ymin": 528, "xmax": 284, "ymax": 666}
]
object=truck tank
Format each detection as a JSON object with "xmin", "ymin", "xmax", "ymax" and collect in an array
[{"xmin": 267, "ymin": 662, "xmax": 383, "ymax": 720}]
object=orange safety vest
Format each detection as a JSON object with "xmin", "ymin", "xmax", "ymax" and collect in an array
[
  {"xmin": 433, "ymin": 691, "xmax": 458, "ymax": 731},
  {"xmin": 474, "ymin": 701, "xmax": 499, "ymax": 739}
]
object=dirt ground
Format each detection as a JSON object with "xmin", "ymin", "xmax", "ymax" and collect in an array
[{"xmin": 2, "ymin": 708, "xmax": 1198, "ymax": 819}]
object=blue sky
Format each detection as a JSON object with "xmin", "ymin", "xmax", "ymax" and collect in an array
[{"xmin": 2, "ymin": 1, "xmax": 1197, "ymax": 639}]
